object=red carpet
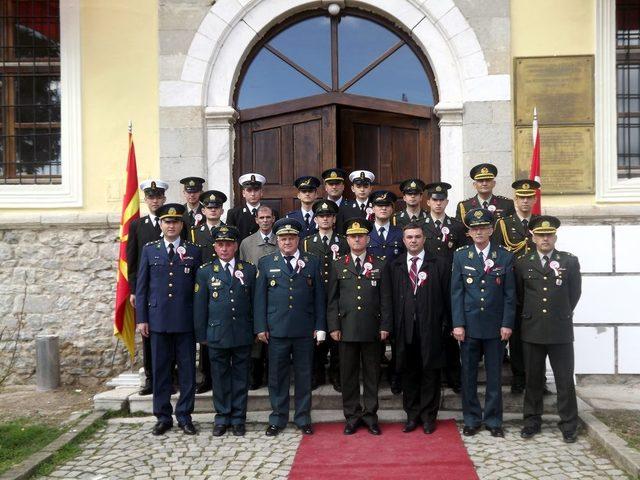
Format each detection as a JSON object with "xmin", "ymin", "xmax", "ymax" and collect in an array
[{"xmin": 288, "ymin": 420, "xmax": 478, "ymax": 480}]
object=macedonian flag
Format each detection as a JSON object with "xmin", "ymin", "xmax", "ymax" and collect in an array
[{"xmin": 114, "ymin": 126, "xmax": 140, "ymax": 358}]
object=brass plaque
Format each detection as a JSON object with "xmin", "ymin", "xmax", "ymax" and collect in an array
[
  {"xmin": 515, "ymin": 126, "xmax": 594, "ymax": 194},
  {"xmin": 515, "ymin": 56, "xmax": 594, "ymax": 125}
]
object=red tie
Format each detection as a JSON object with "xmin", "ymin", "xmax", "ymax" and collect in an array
[{"xmin": 409, "ymin": 256, "xmax": 419, "ymax": 293}]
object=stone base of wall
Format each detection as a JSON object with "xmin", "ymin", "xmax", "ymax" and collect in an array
[{"xmin": 0, "ymin": 216, "xmax": 138, "ymax": 386}]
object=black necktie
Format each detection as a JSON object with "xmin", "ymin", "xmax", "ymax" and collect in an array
[
  {"xmin": 435, "ymin": 219, "xmax": 442, "ymax": 230},
  {"xmin": 252, "ymin": 208, "xmax": 257, "ymax": 216},
  {"xmin": 355, "ymin": 257, "xmax": 362, "ymax": 275},
  {"xmin": 189, "ymin": 211, "xmax": 194, "ymax": 223},
  {"xmin": 153, "ymin": 217, "xmax": 161, "ymax": 234},
  {"xmin": 479, "ymin": 250, "xmax": 484, "ymax": 264},
  {"xmin": 224, "ymin": 262, "xmax": 232, "ymax": 281},
  {"xmin": 378, "ymin": 227, "xmax": 385, "ymax": 240},
  {"xmin": 542, "ymin": 255, "xmax": 549, "ymax": 269},
  {"xmin": 411, "ymin": 215, "xmax": 418, "ymax": 222},
  {"xmin": 522, "ymin": 219, "xmax": 530, "ymax": 236},
  {"xmin": 168, "ymin": 243, "xmax": 175, "ymax": 260},
  {"xmin": 482, "ymin": 201, "xmax": 489, "ymax": 209},
  {"xmin": 285, "ymin": 255, "xmax": 294, "ymax": 273},
  {"xmin": 322, "ymin": 235, "xmax": 329, "ymax": 246},
  {"xmin": 210, "ymin": 227, "xmax": 216, "ymax": 237},
  {"xmin": 264, "ymin": 236, "xmax": 269, "ymax": 243},
  {"xmin": 304, "ymin": 213, "xmax": 311, "ymax": 227},
  {"xmin": 360, "ymin": 203, "xmax": 366, "ymax": 213}
]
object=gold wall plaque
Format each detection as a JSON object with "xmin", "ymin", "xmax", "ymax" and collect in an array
[
  {"xmin": 515, "ymin": 56, "xmax": 594, "ymax": 126},
  {"xmin": 515, "ymin": 126, "xmax": 594, "ymax": 194}
]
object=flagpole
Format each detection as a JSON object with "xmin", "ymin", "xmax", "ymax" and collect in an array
[{"xmin": 128, "ymin": 120, "xmax": 132, "ymax": 134}]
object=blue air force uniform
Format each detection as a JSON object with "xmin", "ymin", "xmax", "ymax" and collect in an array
[
  {"xmin": 451, "ymin": 208, "xmax": 516, "ymax": 430},
  {"xmin": 254, "ymin": 218, "xmax": 327, "ymax": 429},
  {"xmin": 286, "ymin": 175, "xmax": 322, "ymax": 238},
  {"xmin": 135, "ymin": 204, "xmax": 202, "ymax": 429},
  {"xmin": 367, "ymin": 190, "xmax": 405, "ymax": 262},
  {"xmin": 193, "ymin": 226, "xmax": 256, "ymax": 428}
]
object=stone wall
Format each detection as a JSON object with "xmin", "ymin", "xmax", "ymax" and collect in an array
[{"xmin": 0, "ymin": 216, "xmax": 135, "ymax": 386}]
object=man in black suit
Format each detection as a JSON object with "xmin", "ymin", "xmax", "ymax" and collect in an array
[
  {"xmin": 226, "ymin": 173, "xmax": 279, "ymax": 241},
  {"xmin": 336, "ymin": 170, "xmax": 375, "ymax": 233},
  {"xmin": 381, "ymin": 223, "xmax": 451, "ymax": 434},
  {"xmin": 127, "ymin": 179, "xmax": 168, "ymax": 395},
  {"xmin": 180, "ymin": 176, "xmax": 205, "ymax": 229}
]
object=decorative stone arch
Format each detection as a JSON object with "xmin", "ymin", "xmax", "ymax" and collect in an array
[{"xmin": 163, "ymin": 0, "xmax": 511, "ymax": 210}]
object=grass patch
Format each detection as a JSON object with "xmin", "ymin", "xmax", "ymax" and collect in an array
[
  {"xmin": 0, "ymin": 419, "xmax": 62, "ymax": 475},
  {"xmin": 28, "ymin": 416, "xmax": 107, "ymax": 479},
  {"xmin": 594, "ymin": 409, "xmax": 640, "ymax": 452}
]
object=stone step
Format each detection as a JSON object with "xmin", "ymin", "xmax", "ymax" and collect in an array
[{"xmin": 126, "ymin": 384, "xmax": 557, "ymax": 415}]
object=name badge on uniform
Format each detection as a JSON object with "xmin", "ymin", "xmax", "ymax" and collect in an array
[
  {"xmin": 184, "ymin": 267, "xmax": 191, "ymax": 274},
  {"xmin": 556, "ymin": 279, "xmax": 562, "ymax": 286},
  {"xmin": 371, "ymin": 280, "xmax": 377, "ymax": 286},
  {"xmin": 211, "ymin": 279, "xmax": 221, "ymax": 287}
]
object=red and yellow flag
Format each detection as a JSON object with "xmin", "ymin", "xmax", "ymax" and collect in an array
[
  {"xmin": 530, "ymin": 107, "xmax": 542, "ymax": 215},
  {"xmin": 114, "ymin": 127, "xmax": 140, "ymax": 358}
]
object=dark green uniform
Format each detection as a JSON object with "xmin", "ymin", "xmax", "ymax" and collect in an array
[
  {"xmin": 392, "ymin": 209, "xmax": 428, "ymax": 229},
  {"xmin": 190, "ymin": 222, "xmax": 225, "ymax": 263},
  {"xmin": 302, "ymin": 231, "xmax": 349, "ymax": 387},
  {"xmin": 327, "ymin": 253, "xmax": 389, "ymax": 427},
  {"xmin": 515, "ymin": 249, "xmax": 581, "ymax": 436},
  {"xmin": 455, "ymin": 195, "xmax": 514, "ymax": 224}
]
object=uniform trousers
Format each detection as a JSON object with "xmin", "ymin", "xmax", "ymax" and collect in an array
[
  {"xmin": 460, "ymin": 337, "xmax": 504, "ymax": 428},
  {"xmin": 209, "ymin": 345, "xmax": 251, "ymax": 426},
  {"xmin": 268, "ymin": 336, "xmax": 314, "ymax": 428},
  {"xmin": 339, "ymin": 341, "xmax": 381, "ymax": 426},
  {"xmin": 150, "ymin": 331, "xmax": 196, "ymax": 425},
  {"xmin": 523, "ymin": 341, "xmax": 578, "ymax": 434},
  {"xmin": 402, "ymin": 333, "xmax": 441, "ymax": 424}
]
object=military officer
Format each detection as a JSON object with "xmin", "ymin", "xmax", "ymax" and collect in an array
[
  {"xmin": 493, "ymin": 179, "xmax": 540, "ymax": 394},
  {"xmin": 127, "ymin": 179, "xmax": 168, "ymax": 395},
  {"xmin": 515, "ymin": 216, "xmax": 581, "ymax": 443},
  {"xmin": 392, "ymin": 179, "xmax": 429, "ymax": 228},
  {"xmin": 135, "ymin": 203, "xmax": 202, "ymax": 436},
  {"xmin": 302, "ymin": 199, "xmax": 349, "ymax": 391},
  {"xmin": 254, "ymin": 218, "xmax": 327, "ymax": 436},
  {"xmin": 328, "ymin": 218, "xmax": 389, "ymax": 435},
  {"xmin": 381, "ymin": 223, "xmax": 451, "ymax": 434},
  {"xmin": 336, "ymin": 170, "xmax": 375, "ymax": 233},
  {"xmin": 193, "ymin": 225, "xmax": 256, "ymax": 437},
  {"xmin": 455, "ymin": 164, "xmax": 514, "ymax": 223},
  {"xmin": 422, "ymin": 182, "xmax": 467, "ymax": 394},
  {"xmin": 451, "ymin": 208, "xmax": 516, "ymax": 438},
  {"xmin": 238, "ymin": 204, "xmax": 277, "ymax": 390},
  {"xmin": 226, "ymin": 173, "xmax": 279, "ymax": 241},
  {"xmin": 190, "ymin": 190, "xmax": 227, "ymax": 263},
  {"xmin": 180, "ymin": 176, "xmax": 205, "ymax": 229},
  {"xmin": 368, "ymin": 190, "xmax": 405, "ymax": 262},
  {"xmin": 286, "ymin": 176, "xmax": 321, "ymax": 238},
  {"xmin": 322, "ymin": 167, "xmax": 347, "ymax": 207}
]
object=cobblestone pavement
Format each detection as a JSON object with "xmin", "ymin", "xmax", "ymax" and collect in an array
[{"xmin": 39, "ymin": 419, "xmax": 630, "ymax": 479}]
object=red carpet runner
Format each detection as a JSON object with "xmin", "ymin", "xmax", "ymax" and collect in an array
[{"xmin": 288, "ymin": 420, "xmax": 479, "ymax": 480}]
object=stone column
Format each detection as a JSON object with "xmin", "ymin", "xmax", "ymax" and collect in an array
[
  {"xmin": 205, "ymin": 106, "xmax": 239, "ymax": 212},
  {"xmin": 434, "ymin": 102, "xmax": 464, "ymax": 215},
  {"xmin": 36, "ymin": 335, "xmax": 60, "ymax": 391}
]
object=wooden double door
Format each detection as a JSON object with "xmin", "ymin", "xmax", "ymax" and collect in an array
[{"xmin": 236, "ymin": 98, "xmax": 439, "ymax": 214}]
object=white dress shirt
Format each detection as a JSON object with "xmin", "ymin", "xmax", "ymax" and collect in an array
[
  {"xmin": 375, "ymin": 221, "xmax": 391, "ymax": 241},
  {"xmin": 406, "ymin": 250, "xmax": 425, "ymax": 272}
]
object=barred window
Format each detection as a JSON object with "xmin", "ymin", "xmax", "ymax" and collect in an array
[
  {"xmin": 616, "ymin": 0, "xmax": 640, "ymax": 179},
  {"xmin": 0, "ymin": 0, "xmax": 60, "ymax": 185}
]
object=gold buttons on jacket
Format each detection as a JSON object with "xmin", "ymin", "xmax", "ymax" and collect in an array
[
  {"xmin": 542, "ymin": 309, "xmax": 547, "ymax": 313},
  {"xmin": 168, "ymin": 293, "xmax": 173, "ymax": 298}
]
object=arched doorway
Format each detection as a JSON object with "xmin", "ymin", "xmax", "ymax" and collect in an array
[{"xmin": 233, "ymin": 9, "xmax": 440, "ymax": 214}]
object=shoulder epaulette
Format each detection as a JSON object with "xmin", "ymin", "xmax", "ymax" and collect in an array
[
  {"xmin": 144, "ymin": 239, "xmax": 161, "ymax": 247},
  {"xmin": 375, "ymin": 255, "xmax": 385, "ymax": 262},
  {"xmin": 497, "ymin": 244, "xmax": 510, "ymax": 251},
  {"xmin": 455, "ymin": 245, "xmax": 470, "ymax": 251},
  {"xmin": 496, "ymin": 195, "xmax": 511, "ymax": 200},
  {"xmin": 515, "ymin": 252, "xmax": 528, "ymax": 261},
  {"xmin": 239, "ymin": 259, "xmax": 255, "ymax": 267},
  {"xmin": 198, "ymin": 261, "xmax": 214, "ymax": 269}
]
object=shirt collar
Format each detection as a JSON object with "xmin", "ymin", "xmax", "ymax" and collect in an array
[
  {"xmin": 375, "ymin": 221, "xmax": 390, "ymax": 231},
  {"xmin": 301, "ymin": 207, "xmax": 313, "ymax": 216},
  {"xmin": 163, "ymin": 238, "xmax": 180, "ymax": 250},
  {"xmin": 281, "ymin": 250, "xmax": 300, "ymax": 261},
  {"xmin": 351, "ymin": 252, "xmax": 367, "ymax": 264},
  {"xmin": 408, "ymin": 250, "xmax": 425, "ymax": 262},
  {"xmin": 219, "ymin": 257, "xmax": 236, "ymax": 271},
  {"xmin": 246, "ymin": 202, "xmax": 260, "ymax": 210},
  {"xmin": 357, "ymin": 199, "xmax": 369, "ymax": 208},
  {"xmin": 475, "ymin": 243, "xmax": 491, "ymax": 258},
  {"xmin": 538, "ymin": 250, "xmax": 554, "ymax": 262},
  {"xmin": 477, "ymin": 194, "xmax": 493, "ymax": 205},
  {"xmin": 149, "ymin": 213, "xmax": 157, "ymax": 224}
]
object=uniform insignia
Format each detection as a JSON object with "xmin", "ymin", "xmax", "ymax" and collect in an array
[
  {"xmin": 556, "ymin": 279, "xmax": 562, "ymax": 286},
  {"xmin": 274, "ymin": 256, "xmax": 279, "ymax": 260},
  {"xmin": 466, "ymin": 277, "xmax": 473, "ymax": 284},
  {"xmin": 436, "ymin": 185, "xmax": 442, "ymax": 192},
  {"xmin": 492, "ymin": 251, "xmax": 497, "ymax": 259},
  {"xmin": 238, "ymin": 263, "xmax": 244, "ymax": 270},
  {"xmin": 151, "ymin": 181, "xmax": 157, "ymax": 189},
  {"xmin": 468, "ymin": 251, "xmax": 474, "ymax": 259},
  {"xmin": 270, "ymin": 279, "xmax": 276, "ymax": 287},
  {"xmin": 212, "ymin": 291, "xmax": 218, "ymax": 298},
  {"xmin": 168, "ymin": 207, "xmax": 177, "ymax": 216},
  {"xmin": 145, "ymin": 218, "xmax": 149, "ymax": 224},
  {"xmin": 330, "ymin": 171, "xmax": 337, "ymax": 178},
  {"xmin": 481, "ymin": 167, "xmax": 488, "ymax": 174},
  {"xmin": 189, "ymin": 180, "xmax": 195, "ymax": 186},
  {"xmin": 213, "ymin": 265, "xmax": 219, "ymax": 272},
  {"xmin": 474, "ymin": 210, "xmax": 483, "ymax": 218},
  {"xmin": 194, "ymin": 283, "xmax": 200, "ymax": 293},
  {"xmin": 542, "ymin": 220, "xmax": 551, "ymax": 228}
]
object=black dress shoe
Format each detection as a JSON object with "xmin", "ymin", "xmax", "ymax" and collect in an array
[
  {"xmin": 212, "ymin": 425, "xmax": 227, "ymax": 437},
  {"xmin": 543, "ymin": 386, "xmax": 553, "ymax": 395},
  {"xmin": 511, "ymin": 384, "xmax": 524, "ymax": 394},
  {"xmin": 520, "ymin": 425, "xmax": 541, "ymax": 439},
  {"xmin": 562, "ymin": 431, "xmax": 577, "ymax": 443},
  {"xmin": 232, "ymin": 424, "xmax": 246, "ymax": 436},
  {"xmin": 152, "ymin": 421, "xmax": 172, "ymax": 435},
  {"xmin": 344, "ymin": 423, "xmax": 357, "ymax": 435},
  {"xmin": 486, "ymin": 426, "xmax": 505, "ymax": 437},
  {"xmin": 462, "ymin": 425, "xmax": 480, "ymax": 436},
  {"xmin": 332, "ymin": 381, "xmax": 342, "ymax": 393},
  {"xmin": 139, "ymin": 383, "xmax": 153, "ymax": 396},
  {"xmin": 390, "ymin": 376, "xmax": 402, "ymax": 395},
  {"xmin": 451, "ymin": 384, "xmax": 462, "ymax": 394},
  {"xmin": 265, "ymin": 424, "xmax": 281, "ymax": 436},
  {"xmin": 368, "ymin": 424, "xmax": 381, "ymax": 435},
  {"xmin": 298, "ymin": 424, "xmax": 314, "ymax": 435},
  {"xmin": 249, "ymin": 382, "xmax": 262, "ymax": 391},
  {"xmin": 423, "ymin": 421, "xmax": 437, "ymax": 434},
  {"xmin": 195, "ymin": 382, "xmax": 212, "ymax": 394},
  {"xmin": 402, "ymin": 420, "xmax": 418, "ymax": 433},
  {"xmin": 179, "ymin": 422, "xmax": 197, "ymax": 435}
]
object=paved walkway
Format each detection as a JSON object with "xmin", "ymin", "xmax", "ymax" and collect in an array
[{"xmin": 39, "ymin": 418, "xmax": 629, "ymax": 479}]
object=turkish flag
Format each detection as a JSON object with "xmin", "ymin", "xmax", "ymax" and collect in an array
[{"xmin": 530, "ymin": 108, "xmax": 541, "ymax": 215}]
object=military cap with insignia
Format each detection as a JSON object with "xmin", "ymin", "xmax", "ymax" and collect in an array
[
  {"xmin": 312, "ymin": 199, "xmax": 339, "ymax": 216},
  {"xmin": 469, "ymin": 163, "xmax": 498, "ymax": 180},
  {"xmin": 238, "ymin": 173, "xmax": 266, "ymax": 188},
  {"xmin": 425, "ymin": 181, "xmax": 452, "ymax": 200},
  {"xmin": 179, "ymin": 176, "xmax": 205, "ymax": 193},
  {"xmin": 321, "ymin": 168, "xmax": 347, "ymax": 183},
  {"xmin": 370, "ymin": 190, "xmax": 397, "ymax": 206},
  {"xmin": 157, "ymin": 203, "xmax": 186, "ymax": 219},
  {"xmin": 511, "ymin": 179, "xmax": 541, "ymax": 197},
  {"xmin": 348, "ymin": 169, "xmax": 375, "ymax": 185},
  {"xmin": 344, "ymin": 218, "xmax": 373, "ymax": 235},
  {"xmin": 139, "ymin": 179, "xmax": 169, "ymax": 196},
  {"xmin": 399, "ymin": 178, "xmax": 426, "ymax": 194},
  {"xmin": 273, "ymin": 217, "xmax": 303, "ymax": 236},
  {"xmin": 294, "ymin": 175, "xmax": 321, "ymax": 191},
  {"xmin": 464, "ymin": 207, "xmax": 494, "ymax": 227},
  {"xmin": 529, "ymin": 215, "xmax": 560, "ymax": 234},
  {"xmin": 212, "ymin": 225, "xmax": 240, "ymax": 242},
  {"xmin": 199, "ymin": 189, "xmax": 228, "ymax": 208}
]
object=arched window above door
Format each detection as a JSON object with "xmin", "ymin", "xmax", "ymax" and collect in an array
[{"xmin": 236, "ymin": 12, "xmax": 435, "ymax": 110}]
